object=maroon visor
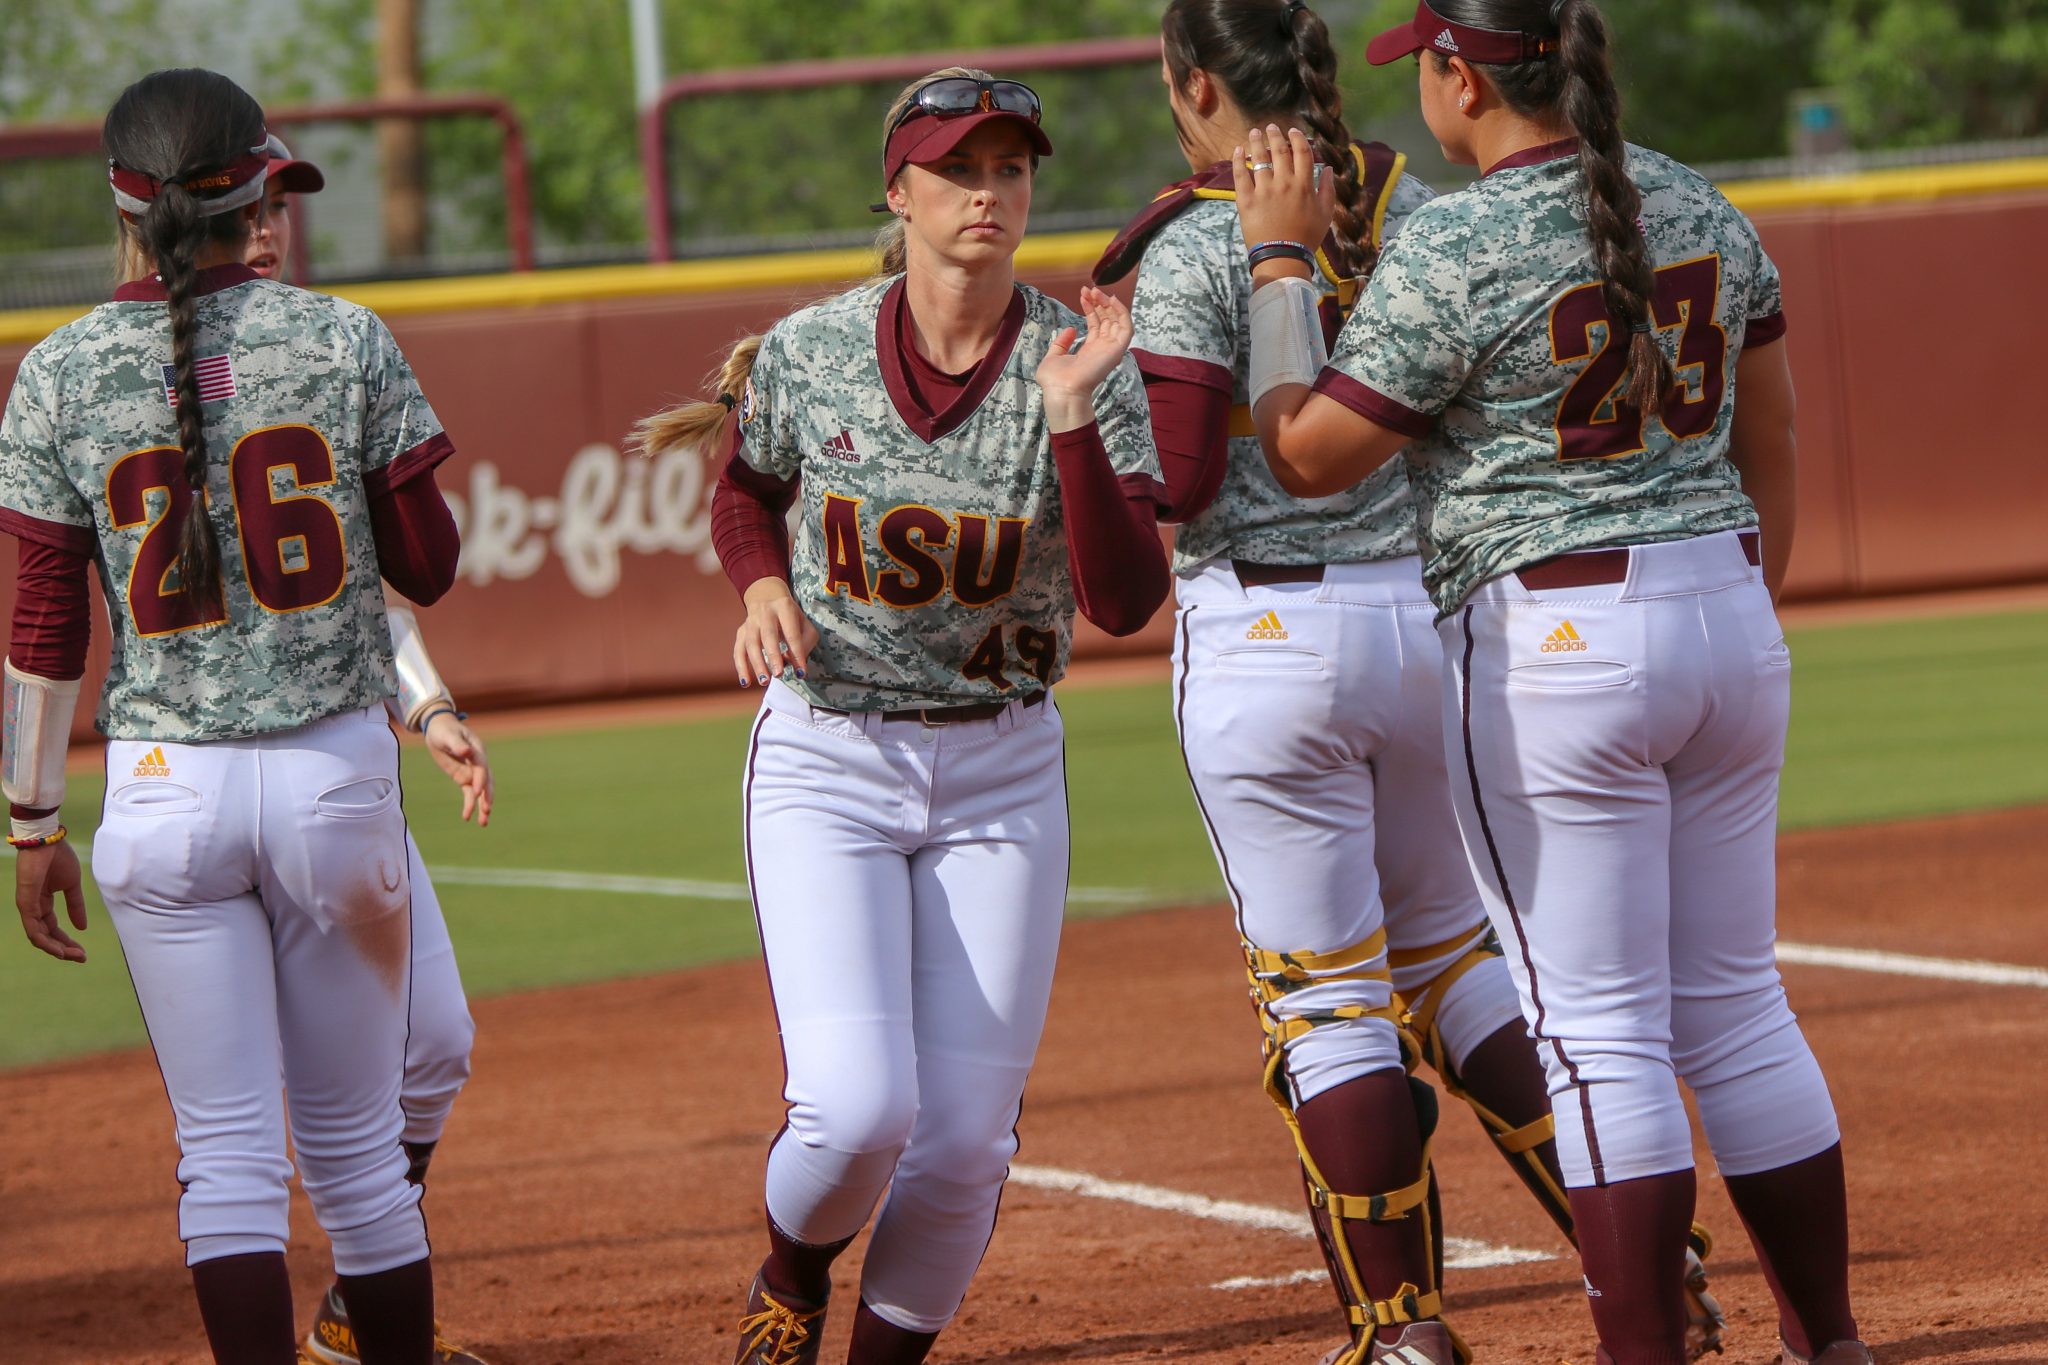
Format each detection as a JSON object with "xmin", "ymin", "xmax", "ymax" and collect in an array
[
  {"xmin": 1365, "ymin": 0, "xmax": 1558, "ymax": 65},
  {"xmin": 264, "ymin": 134, "xmax": 325, "ymax": 194},
  {"xmin": 882, "ymin": 110, "xmax": 1053, "ymax": 188}
]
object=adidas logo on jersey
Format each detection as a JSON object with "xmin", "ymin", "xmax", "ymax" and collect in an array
[
  {"xmin": 1244, "ymin": 611, "xmax": 1289, "ymax": 641},
  {"xmin": 1434, "ymin": 27, "xmax": 1460, "ymax": 52},
  {"xmin": 1541, "ymin": 621, "xmax": 1589, "ymax": 652},
  {"xmin": 131, "ymin": 745, "xmax": 172, "ymax": 778},
  {"xmin": 818, "ymin": 429, "xmax": 861, "ymax": 463}
]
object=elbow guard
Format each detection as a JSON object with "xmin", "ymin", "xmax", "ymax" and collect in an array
[
  {"xmin": 386, "ymin": 600, "xmax": 457, "ymax": 732},
  {"xmin": 1247, "ymin": 275, "xmax": 1329, "ymax": 409},
  {"xmin": 3, "ymin": 658, "xmax": 81, "ymax": 836}
]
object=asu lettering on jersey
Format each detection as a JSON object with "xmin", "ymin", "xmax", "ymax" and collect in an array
[
  {"xmin": 1316, "ymin": 140, "xmax": 1786, "ymax": 616},
  {"xmin": 737, "ymin": 279, "xmax": 1160, "ymax": 711},
  {"xmin": 1106, "ymin": 144, "xmax": 1439, "ymax": 572},
  {"xmin": 0, "ymin": 264, "xmax": 453, "ymax": 740}
]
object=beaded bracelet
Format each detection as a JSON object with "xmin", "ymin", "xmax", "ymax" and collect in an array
[
  {"xmin": 8, "ymin": 824, "xmax": 67, "ymax": 850},
  {"xmin": 1247, "ymin": 240, "xmax": 1317, "ymax": 271}
]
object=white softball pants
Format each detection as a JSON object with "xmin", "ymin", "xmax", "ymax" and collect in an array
[
  {"xmin": 1440, "ymin": 529, "xmax": 1840, "ymax": 1188},
  {"xmin": 744, "ymin": 681, "xmax": 1067, "ymax": 1333},
  {"xmin": 397, "ymin": 834, "xmax": 474, "ymax": 1148},
  {"xmin": 1172, "ymin": 556, "xmax": 1527, "ymax": 1103},
  {"xmin": 93, "ymin": 706, "xmax": 430, "ymax": 1274}
]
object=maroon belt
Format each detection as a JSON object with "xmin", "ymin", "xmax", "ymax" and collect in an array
[
  {"xmin": 1515, "ymin": 530, "xmax": 1760, "ymax": 591},
  {"xmin": 1233, "ymin": 559, "xmax": 1326, "ymax": 586},
  {"xmin": 819, "ymin": 689, "xmax": 1047, "ymax": 726}
]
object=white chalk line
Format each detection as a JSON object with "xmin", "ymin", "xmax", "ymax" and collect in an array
[
  {"xmin": 27, "ymin": 847, "xmax": 2048, "ymax": 987},
  {"xmin": 1006, "ymin": 1164, "xmax": 1553, "ymax": 1278}
]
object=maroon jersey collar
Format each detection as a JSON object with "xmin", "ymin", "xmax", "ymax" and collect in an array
[
  {"xmin": 1483, "ymin": 137, "xmax": 1580, "ymax": 178},
  {"xmin": 112, "ymin": 262, "xmax": 262, "ymax": 303},
  {"xmin": 876, "ymin": 278, "xmax": 1026, "ymax": 443}
]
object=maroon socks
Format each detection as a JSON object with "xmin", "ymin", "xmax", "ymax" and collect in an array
[
  {"xmin": 1452, "ymin": 1021, "xmax": 1575, "ymax": 1239},
  {"xmin": 190, "ymin": 1251, "xmax": 297, "ymax": 1365},
  {"xmin": 1294, "ymin": 1068, "xmax": 1437, "ymax": 1307},
  {"xmin": 1569, "ymin": 1169, "xmax": 1697, "ymax": 1364},
  {"xmin": 761, "ymin": 1212, "xmax": 855, "ymax": 1305},
  {"xmin": 1723, "ymin": 1143, "xmax": 1857, "ymax": 1356},
  {"xmin": 846, "ymin": 1300, "xmax": 940, "ymax": 1365},
  {"xmin": 336, "ymin": 1255, "xmax": 436, "ymax": 1365}
]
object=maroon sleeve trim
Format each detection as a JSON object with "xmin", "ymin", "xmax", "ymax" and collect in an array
[
  {"xmin": 0, "ymin": 507, "xmax": 96, "ymax": 557},
  {"xmin": 364, "ymin": 431, "xmax": 457, "ymax": 498},
  {"xmin": 1744, "ymin": 311, "xmax": 1788, "ymax": 348},
  {"xmin": 1134, "ymin": 349, "xmax": 1234, "ymax": 394},
  {"xmin": 1310, "ymin": 368, "xmax": 1435, "ymax": 439}
]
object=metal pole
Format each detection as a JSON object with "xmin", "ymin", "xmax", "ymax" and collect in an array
[{"xmin": 629, "ymin": 0, "xmax": 665, "ymax": 113}]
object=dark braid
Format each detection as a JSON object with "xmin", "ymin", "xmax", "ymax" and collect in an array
[
  {"xmin": 103, "ymin": 70, "xmax": 265, "ymax": 612},
  {"xmin": 1162, "ymin": 0, "xmax": 1378, "ymax": 281},
  {"xmin": 1432, "ymin": 0, "xmax": 1673, "ymax": 415}
]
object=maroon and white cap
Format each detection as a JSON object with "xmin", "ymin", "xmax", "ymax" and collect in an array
[
  {"xmin": 1365, "ymin": 0, "xmax": 1559, "ymax": 65},
  {"xmin": 882, "ymin": 109, "xmax": 1053, "ymax": 188},
  {"xmin": 263, "ymin": 133, "xmax": 325, "ymax": 194}
]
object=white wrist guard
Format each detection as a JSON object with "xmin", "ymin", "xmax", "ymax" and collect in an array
[
  {"xmin": 386, "ymin": 600, "xmax": 456, "ymax": 732},
  {"xmin": 4, "ymin": 658, "xmax": 80, "ymax": 835},
  {"xmin": 1248, "ymin": 276, "xmax": 1329, "ymax": 408}
]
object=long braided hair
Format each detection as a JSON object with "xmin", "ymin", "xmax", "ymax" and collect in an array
[
  {"xmin": 104, "ymin": 69, "xmax": 266, "ymax": 611},
  {"xmin": 1162, "ymin": 0, "xmax": 1378, "ymax": 281},
  {"xmin": 1431, "ymin": 0, "xmax": 1674, "ymax": 416}
]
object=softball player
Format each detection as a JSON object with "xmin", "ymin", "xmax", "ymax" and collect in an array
[
  {"xmin": 1231, "ymin": 2, "xmax": 1866, "ymax": 1361},
  {"xmin": 1092, "ymin": 3, "xmax": 1718, "ymax": 1360},
  {"xmin": 241, "ymin": 134, "xmax": 492, "ymax": 1365},
  {"xmin": 3, "ymin": 69, "xmax": 461, "ymax": 1365},
  {"xmin": 639, "ymin": 68, "xmax": 1167, "ymax": 1365}
]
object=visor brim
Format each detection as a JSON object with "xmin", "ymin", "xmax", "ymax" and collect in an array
[
  {"xmin": 266, "ymin": 158, "xmax": 325, "ymax": 194},
  {"xmin": 885, "ymin": 110, "xmax": 1053, "ymax": 185},
  {"xmin": 1365, "ymin": 22, "xmax": 1427, "ymax": 66}
]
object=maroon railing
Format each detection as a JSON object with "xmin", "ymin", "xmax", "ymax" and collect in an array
[
  {"xmin": 639, "ymin": 35, "xmax": 1161, "ymax": 262},
  {"xmin": 0, "ymin": 93, "xmax": 535, "ymax": 274}
]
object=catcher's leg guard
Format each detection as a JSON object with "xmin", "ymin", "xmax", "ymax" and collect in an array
[{"xmin": 1245, "ymin": 933, "xmax": 1469, "ymax": 1365}]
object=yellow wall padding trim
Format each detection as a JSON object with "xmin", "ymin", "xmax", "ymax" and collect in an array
[{"xmin": 8, "ymin": 159, "xmax": 2045, "ymax": 347}]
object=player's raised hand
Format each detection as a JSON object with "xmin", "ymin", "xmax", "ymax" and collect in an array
[
  {"xmin": 1036, "ymin": 286, "xmax": 1134, "ymax": 433},
  {"xmin": 735, "ymin": 576, "xmax": 820, "ymax": 689},
  {"xmin": 15, "ymin": 841, "xmax": 87, "ymax": 963},
  {"xmin": 424, "ymin": 711, "xmax": 494, "ymax": 827},
  {"xmin": 1233, "ymin": 124, "xmax": 1335, "ymax": 262}
]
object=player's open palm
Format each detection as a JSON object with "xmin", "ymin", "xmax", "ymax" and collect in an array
[
  {"xmin": 1035, "ymin": 285, "xmax": 1133, "ymax": 402},
  {"xmin": 1233, "ymin": 124, "xmax": 1336, "ymax": 257},
  {"xmin": 736, "ymin": 576, "xmax": 819, "ymax": 688},
  {"xmin": 16, "ymin": 841, "xmax": 87, "ymax": 963}
]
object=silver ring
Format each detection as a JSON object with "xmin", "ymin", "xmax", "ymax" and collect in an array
[{"xmin": 1248, "ymin": 160, "xmax": 1275, "ymax": 172}]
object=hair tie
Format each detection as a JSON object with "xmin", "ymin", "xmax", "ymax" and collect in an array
[
  {"xmin": 1549, "ymin": 0, "xmax": 1570, "ymax": 21},
  {"xmin": 1630, "ymin": 322, "xmax": 1653, "ymax": 335},
  {"xmin": 718, "ymin": 392, "xmax": 737, "ymax": 410},
  {"xmin": 1286, "ymin": 0, "xmax": 1306, "ymax": 11}
]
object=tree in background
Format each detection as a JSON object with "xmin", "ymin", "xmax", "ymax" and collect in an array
[{"xmin": 1818, "ymin": 0, "xmax": 2048, "ymax": 148}]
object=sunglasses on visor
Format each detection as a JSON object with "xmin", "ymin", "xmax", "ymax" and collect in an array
[{"xmin": 888, "ymin": 78, "xmax": 1043, "ymax": 137}]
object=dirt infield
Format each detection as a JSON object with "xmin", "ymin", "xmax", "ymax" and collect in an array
[{"xmin": 4, "ymin": 804, "xmax": 2045, "ymax": 1365}]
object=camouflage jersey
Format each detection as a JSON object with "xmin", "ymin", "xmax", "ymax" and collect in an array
[
  {"xmin": 736, "ymin": 278, "xmax": 1159, "ymax": 712},
  {"xmin": 1108, "ymin": 146, "xmax": 1435, "ymax": 571},
  {"xmin": 1316, "ymin": 139, "xmax": 1787, "ymax": 616},
  {"xmin": 0, "ymin": 264, "xmax": 453, "ymax": 741}
]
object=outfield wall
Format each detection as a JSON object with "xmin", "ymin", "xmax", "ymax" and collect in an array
[{"xmin": 3, "ymin": 169, "xmax": 2045, "ymax": 719}]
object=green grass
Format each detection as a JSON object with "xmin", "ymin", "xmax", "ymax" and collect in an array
[{"xmin": 4, "ymin": 606, "xmax": 2043, "ymax": 1069}]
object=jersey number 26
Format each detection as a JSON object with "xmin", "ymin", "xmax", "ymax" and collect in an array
[
  {"xmin": 108, "ymin": 424, "xmax": 348, "ymax": 636},
  {"xmin": 1550, "ymin": 254, "xmax": 1725, "ymax": 462}
]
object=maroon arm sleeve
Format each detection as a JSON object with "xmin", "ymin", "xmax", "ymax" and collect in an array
[
  {"xmin": 9, "ymin": 536, "xmax": 94, "ymax": 820},
  {"xmin": 711, "ymin": 422, "xmax": 800, "ymax": 597},
  {"xmin": 1135, "ymin": 352, "xmax": 1233, "ymax": 524},
  {"xmin": 1052, "ymin": 422, "xmax": 1170, "ymax": 638},
  {"xmin": 369, "ymin": 470, "xmax": 460, "ymax": 606}
]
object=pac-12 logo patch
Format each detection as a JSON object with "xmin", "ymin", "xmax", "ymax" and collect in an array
[
  {"xmin": 1541, "ymin": 620, "xmax": 1589, "ymax": 652},
  {"xmin": 738, "ymin": 377, "xmax": 759, "ymax": 426}
]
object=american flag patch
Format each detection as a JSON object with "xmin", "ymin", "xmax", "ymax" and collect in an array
[{"xmin": 161, "ymin": 355, "xmax": 237, "ymax": 408}]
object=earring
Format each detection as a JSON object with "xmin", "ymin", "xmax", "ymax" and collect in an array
[{"xmin": 1458, "ymin": 93, "xmax": 1470, "ymax": 109}]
